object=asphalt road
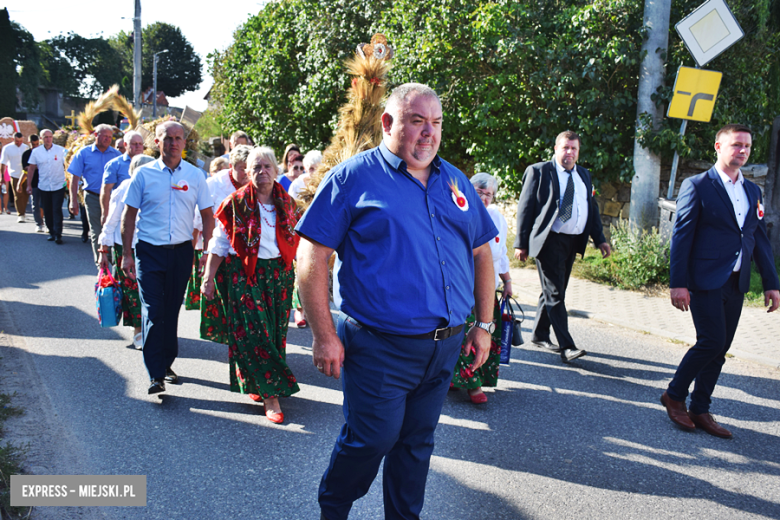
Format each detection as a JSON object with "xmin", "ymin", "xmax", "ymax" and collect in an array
[{"xmin": 1, "ymin": 213, "xmax": 779, "ymax": 520}]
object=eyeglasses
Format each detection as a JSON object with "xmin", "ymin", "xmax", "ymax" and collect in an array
[
  {"xmin": 475, "ymin": 188, "xmax": 494, "ymax": 200},
  {"xmin": 292, "ymin": 165, "xmax": 305, "ymax": 171}
]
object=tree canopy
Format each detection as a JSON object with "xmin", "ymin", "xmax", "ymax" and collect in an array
[{"xmin": 209, "ymin": 0, "xmax": 778, "ymax": 194}]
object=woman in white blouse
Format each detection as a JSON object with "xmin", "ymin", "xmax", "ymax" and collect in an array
[
  {"xmin": 201, "ymin": 147, "xmax": 301, "ymax": 424},
  {"xmin": 451, "ymin": 173, "xmax": 512, "ymax": 404},
  {"xmin": 97, "ymin": 154, "xmax": 154, "ymax": 349}
]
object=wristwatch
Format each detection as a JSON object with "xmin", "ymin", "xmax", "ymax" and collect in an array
[{"xmin": 474, "ymin": 321, "xmax": 496, "ymax": 334}]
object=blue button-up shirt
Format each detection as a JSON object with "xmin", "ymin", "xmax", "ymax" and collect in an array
[
  {"xmin": 67, "ymin": 144, "xmax": 121, "ymax": 193},
  {"xmin": 123, "ymin": 158, "xmax": 212, "ymax": 246},
  {"xmin": 296, "ymin": 142, "xmax": 497, "ymax": 335},
  {"xmin": 102, "ymin": 153, "xmax": 132, "ymax": 186}
]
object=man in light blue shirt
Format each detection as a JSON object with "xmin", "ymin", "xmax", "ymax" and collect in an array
[
  {"xmin": 121, "ymin": 121, "xmax": 215, "ymax": 395},
  {"xmin": 67, "ymin": 124, "xmax": 121, "ymax": 263},
  {"xmin": 100, "ymin": 130, "xmax": 144, "ymax": 224}
]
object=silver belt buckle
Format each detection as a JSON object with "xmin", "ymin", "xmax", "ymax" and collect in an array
[{"xmin": 433, "ymin": 327, "xmax": 447, "ymax": 341}]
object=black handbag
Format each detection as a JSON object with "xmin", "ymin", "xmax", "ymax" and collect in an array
[{"xmin": 505, "ymin": 296, "xmax": 525, "ymax": 346}]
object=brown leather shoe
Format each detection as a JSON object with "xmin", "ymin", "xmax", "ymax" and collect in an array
[
  {"xmin": 688, "ymin": 412, "xmax": 733, "ymax": 439},
  {"xmin": 660, "ymin": 392, "xmax": 695, "ymax": 431}
]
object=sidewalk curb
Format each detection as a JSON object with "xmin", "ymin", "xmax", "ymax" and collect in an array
[{"xmin": 512, "ymin": 282, "xmax": 780, "ymax": 370}]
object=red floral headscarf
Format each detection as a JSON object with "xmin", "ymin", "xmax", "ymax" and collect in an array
[{"xmin": 215, "ymin": 181, "xmax": 301, "ymax": 285}]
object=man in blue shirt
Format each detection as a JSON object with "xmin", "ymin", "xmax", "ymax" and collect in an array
[
  {"xmin": 67, "ymin": 124, "xmax": 121, "ymax": 263},
  {"xmin": 297, "ymin": 83, "xmax": 497, "ymax": 520},
  {"xmin": 100, "ymin": 130, "xmax": 145, "ymax": 224},
  {"xmin": 121, "ymin": 121, "xmax": 214, "ymax": 395}
]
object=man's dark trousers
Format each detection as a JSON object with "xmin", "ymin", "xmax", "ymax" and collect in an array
[
  {"xmin": 533, "ymin": 231, "xmax": 578, "ymax": 349},
  {"xmin": 667, "ymin": 272, "xmax": 744, "ymax": 415},
  {"xmin": 40, "ymin": 188, "xmax": 65, "ymax": 238},
  {"xmin": 135, "ymin": 240, "xmax": 193, "ymax": 380},
  {"xmin": 318, "ymin": 313, "xmax": 464, "ymax": 520}
]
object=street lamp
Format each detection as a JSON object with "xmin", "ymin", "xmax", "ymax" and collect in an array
[{"xmin": 152, "ymin": 49, "xmax": 169, "ymax": 117}]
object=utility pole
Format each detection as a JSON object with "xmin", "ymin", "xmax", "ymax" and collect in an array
[
  {"xmin": 133, "ymin": 0, "xmax": 142, "ymax": 110},
  {"xmin": 629, "ymin": 0, "xmax": 672, "ymax": 230},
  {"xmin": 152, "ymin": 49, "xmax": 168, "ymax": 118}
]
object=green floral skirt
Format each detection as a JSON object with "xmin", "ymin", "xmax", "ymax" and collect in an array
[
  {"xmin": 224, "ymin": 255, "xmax": 300, "ymax": 398},
  {"xmin": 113, "ymin": 245, "xmax": 141, "ymax": 328},
  {"xmin": 451, "ymin": 297, "xmax": 502, "ymax": 389},
  {"xmin": 185, "ymin": 250, "xmax": 203, "ymax": 310},
  {"xmin": 200, "ymin": 258, "xmax": 230, "ymax": 344}
]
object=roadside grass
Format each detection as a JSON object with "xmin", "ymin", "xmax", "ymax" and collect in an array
[
  {"xmin": 0, "ymin": 369, "xmax": 30, "ymax": 519},
  {"xmin": 507, "ymin": 223, "xmax": 779, "ymax": 307}
]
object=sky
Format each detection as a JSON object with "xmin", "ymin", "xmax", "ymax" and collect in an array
[{"xmin": 6, "ymin": 1, "xmax": 269, "ymax": 111}]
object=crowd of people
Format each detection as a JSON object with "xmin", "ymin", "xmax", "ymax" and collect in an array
[{"xmin": 3, "ymin": 81, "xmax": 778, "ymax": 519}]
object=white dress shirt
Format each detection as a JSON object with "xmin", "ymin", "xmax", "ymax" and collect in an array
[
  {"xmin": 98, "ymin": 179, "xmax": 138, "ymax": 247},
  {"xmin": 28, "ymin": 145, "xmax": 67, "ymax": 191},
  {"xmin": 486, "ymin": 205, "xmax": 510, "ymax": 289},
  {"xmin": 0, "ymin": 142, "xmax": 28, "ymax": 179},
  {"xmin": 551, "ymin": 160, "xmax": 588, "ymax": 235},
  {"xmin": 715, "ymin": 167, "xmax": 749, "ymax": 272},
  {"xmin": 209, "ymin": 203, "xmax": 280, "ymax": 259}
]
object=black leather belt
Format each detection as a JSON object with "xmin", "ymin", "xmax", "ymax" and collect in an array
[
  {"xmin": 400, "ymin": 324, "xmax": 464, "ymax": 341},
  {"xmin": 85, "ymin": 190, "xmax": 100, "ymax": 197},
  {"xmin": 161, "ymin": 242, "xmax": 190, "ymax": 249}
]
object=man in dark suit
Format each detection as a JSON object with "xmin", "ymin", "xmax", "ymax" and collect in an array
[
  {"xmin": 661, "ymin": 124, "xmax": 779, "ymax": 439},
  {"xmin": 514, "ymin": 130, "xmax": 610, "ymax": 363}
]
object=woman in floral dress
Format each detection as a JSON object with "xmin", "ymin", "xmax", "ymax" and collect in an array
[
  {"xmin": 451, "ymin": 173, "xmax": 513, "ymax": 403},
  {"xmin": 202, "ymin": 146, "xmax": 301, "ymax": 424},
  {"xmin": 98, "ymin": 154, "xmax": 154, "ymax": 349}
]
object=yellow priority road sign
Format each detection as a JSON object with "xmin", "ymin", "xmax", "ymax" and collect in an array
[{"xmin": 667, "ymin": 66, "xmax": 722, "ymax": 122}]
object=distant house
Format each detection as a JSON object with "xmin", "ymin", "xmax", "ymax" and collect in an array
[
  {"xmin": 142, "ymin": 87, "xmax": 169, "ymax": 108},
  {"xmin": 14, "ymin": 86, "xmax": 89, "ymax": 130}
]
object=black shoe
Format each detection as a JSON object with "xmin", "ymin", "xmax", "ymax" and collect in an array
[
  {"xmin": 164, "ymin": 368, "xmax": 179, "ymax": 384},
  {"xmin": 561, "ymin": 348, "xmax": 587, "ymax": 363},
  {"xmin": 55, "ymin": 237, "xmax": 63, "ymax": 244},
  {"xmin": 531, "ymin": 340, "xmax": 561, "ymax": 352},
  {"xmin": 81, "ymin": 235, "xmax": 89, "ymax": 243},
  {"xmin": 148, "ymin": 379, "xmax": 166, "ymax": 394},
  {"xmin": 47, "ymin": 235, "xmax": 55, "ymax": 241}
]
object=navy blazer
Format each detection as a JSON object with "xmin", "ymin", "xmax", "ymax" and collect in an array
[
  {"xmin": 514, "ymin": 160, "xmax": 606, "ymax": 258},
  {"xmin": 670, "ymin": 167, "xmax": 779, "ymax": 293}
]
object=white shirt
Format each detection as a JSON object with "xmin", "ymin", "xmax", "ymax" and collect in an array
[
  {"xmin": 551, "ymin": 160, "xmax": 588, "ymax": 235},
  {"xmin": 0, "ymin": 142, "xmax": 28, "ymax": 179},
  {"xmin": 28, "ymin": 145, "xmax": 67, "ymax": 191},
  {"xmin": 207, "ymin": 169, "xmax": 238, "ymax": 212},
  {"xmin": 486, "ymin": 205, "xmax": 510, "ymax": 289},
  {"xmin": 715, "ymin": 167, "xmax": 749, "ymax": 272},
  {"xmin": 209, "ymin": 203, "xmax": 280, "ymax": 259},
  {"xmin": 288, "ymin": 176, "xmax": 307, "ymax": 200},
  {"xmin": 98, "ymin": 179, "xmax": 138, "ymax": 248}
]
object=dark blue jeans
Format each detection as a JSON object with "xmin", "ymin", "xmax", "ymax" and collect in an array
[
  {"xmin": 135, "ymin": 240, "xmax": 193, "ymax": 381},
  {"xmin": 667, "ymin": 273, "xmax": 744, "ymax": 415},
  {"xmin": 319, "ymin": 313, "xmax": 464, "ymax": 520},
  {"xmin": 40, "ymin": 188, "xmax": 65, "ymax": 238}
]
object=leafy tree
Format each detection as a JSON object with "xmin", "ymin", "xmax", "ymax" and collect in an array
[
  {"xmin": 1, "ymin": 10, "xmax": 44, "ymax": 114},
  {"xmin": 114, "ymin": 22, "xmax": 202, "ymax": 98},
  {"xmin": 0, "ymin": 9, "xmax": 17, "ymax": 115},
  {"xmin": 41, "ymin": 33, "xmax": 128, "ymax": 98}
]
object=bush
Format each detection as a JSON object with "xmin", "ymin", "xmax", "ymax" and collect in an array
[{"xmin": 576, "ymin": 220, "xmax": 670, "ymax": 290}]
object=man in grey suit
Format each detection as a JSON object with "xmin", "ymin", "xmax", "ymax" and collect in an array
[{"xmin": 514, "ymin": 130, "xmax": 610, "ymax": 362}]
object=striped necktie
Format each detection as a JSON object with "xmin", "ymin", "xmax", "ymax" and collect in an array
[{"xmin": 560, "ymin": 169, "xmax": 574, "ymax": 222}]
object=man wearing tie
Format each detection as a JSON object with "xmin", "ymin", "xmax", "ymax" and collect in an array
[
  {"xmin": 661, "ymin": 124, "xmax": 779, "ymax": 438},
  {"xmin": 514, "ymin": 130, "xmax": 610, "ymax": 363}
]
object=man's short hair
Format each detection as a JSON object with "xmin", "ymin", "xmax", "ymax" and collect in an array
[
  {"xmin": 247, "ymin": 146, "xmax": 280, "ymax": 178},
  {"xmin": 384, "ymin": 84, "xmax": 440, "ymax": 119},
  {"xmin": 13, "ymin": 132, "xmax": 23, "ymax": 139},
  {"xmin": 303, "ymin": 150, "xmax": 323, "ymax": 170},
  {"xmin": 716, "ymin": 124, "xmax": 752, "ymax": 142},
  {"xmin": 155, "ymin": 121, "xmax": 185, "ymax": 139},
  {"xmin": 230, "ymin": 130, "xmax": 251, "ymax": 145},
  {"xmin": 470, "ymin": 172, "xmax": 499, "ymax": 196},
  {"xmin": 123, "ymin": 130, "xmax": 142, "ymax": 143},
  {"xmin": 40, "ymin": 129, "xmax": 53, "ymax": 137},
  {"xmin": 555, "ymin": 130, "xmax": 580, "ymax": 146},
  {"xmin": 29, "ymin": 134, "xmax": 39, "ymax": 142},
  {"xmin": 94, "ymin": 124, "xmax": 114, "ymax": 135},
  {"xmin": 129, "ymin": 154, "xmax": 154, "ymax": 175},
  {"xmin": 229, "ymin": 144, "xmax": 253, "ymax": 166}
]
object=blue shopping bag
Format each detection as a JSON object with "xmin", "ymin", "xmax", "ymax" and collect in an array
[
  {"xmin": 95, "ymin": 267, "xmax": 123, "ymax": 328},
  {"xmin": 499, "ymin": 297, "xmax": 513, "ymax": 365}
]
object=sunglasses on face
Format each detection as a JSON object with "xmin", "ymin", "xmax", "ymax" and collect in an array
[{"xmin": 292, "ymin": 165, "xmax": 305, "ymax": 171}]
